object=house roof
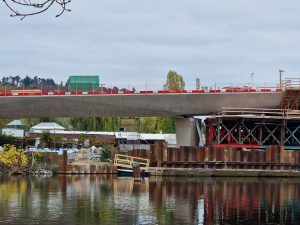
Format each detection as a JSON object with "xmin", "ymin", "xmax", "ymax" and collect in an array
[
  {"xmin": 7, "ymin": 120, "xmax": 23, "ymax": 126},
  {"xmin": 31, "ymin": 122, "xmax": 65, "ymax": 131}
]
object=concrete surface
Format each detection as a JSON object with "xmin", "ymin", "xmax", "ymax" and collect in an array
[
  {"xmin": 175, "ymin": 117, "xmax": 199, "ymax": 147},
  {"xmin": 0, "ymin": 92, "xmax": 283, "ymax": 119}
]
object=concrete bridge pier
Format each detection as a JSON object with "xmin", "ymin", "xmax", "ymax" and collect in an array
[{"xmin": 175, "ymin": 117, "xmax": 200, "ymax": 147}]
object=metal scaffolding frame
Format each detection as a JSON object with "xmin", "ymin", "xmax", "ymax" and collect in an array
[{"xmin": 205, "ymin": 108, "xmax": 300, "ymax": 148}]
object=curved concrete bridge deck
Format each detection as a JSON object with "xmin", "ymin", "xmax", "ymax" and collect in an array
[{"xmin": 0, "ymin": 91, "xmax": 283, "ymax": 119}]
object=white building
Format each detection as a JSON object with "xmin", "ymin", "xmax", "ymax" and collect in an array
[
  {"xmin": 2, "ymin": 120, "xmax": 24, "ymax": 138},
  {"xmin": 28, "ymin": 122, "xmax": 176, "ymax": 150},
  {"xmin": 30, "ymin": 122, "xmax": 66, "ymax": 133}
]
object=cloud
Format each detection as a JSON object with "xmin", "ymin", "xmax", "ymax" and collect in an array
[{"xmin": 0, "ymin": 0, "xmax": 300, "ymax": 87}]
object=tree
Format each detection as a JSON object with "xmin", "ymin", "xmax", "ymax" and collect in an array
[
  {"xmin": 41, "ymin": 131, "xmax": 53, "ymax": 148},
  {"xmin": 3, "ymin": 0, "xmax": 71, "ymax": 20},
  {"xmin": 164, "ymin": 70, "xmax": 185, "ymax": 90},
  {"xmin": 156, "ymin": 70, "xmax": 186, "ymax": 134},
  {"xmin": 0, "ymin": 133, "xmax": 23, "ymax": 148}
]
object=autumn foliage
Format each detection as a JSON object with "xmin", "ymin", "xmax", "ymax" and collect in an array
[{"xmin": 0, "ymin": 145, "xmax": 28, "ymax": 174}]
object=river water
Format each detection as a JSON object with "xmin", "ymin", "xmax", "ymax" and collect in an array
[{"xmin": 0, "ymin": 175, "xmax": 299, "ymax": 225}]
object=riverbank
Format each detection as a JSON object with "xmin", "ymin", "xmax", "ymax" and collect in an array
[
  {"xmin": 149, "ymin": 167, "xmax": 300, "ymax": 177},
  {"xmin": 60, "ymin": 161, "xmax": 118, "ymax": 174}
]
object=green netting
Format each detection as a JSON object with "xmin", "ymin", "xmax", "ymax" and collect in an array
[{"xmin": 66, "ymin": 75, "xmax": 99, "ymax": 92}]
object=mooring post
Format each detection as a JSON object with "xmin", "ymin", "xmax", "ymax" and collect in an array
[
  {"xmin": 132, "ymin": 162, "xmax": 141, "ymax": 182},
  {"xmin": 63, "ymin": 150, "xmax": 68, "ymax": 172}
]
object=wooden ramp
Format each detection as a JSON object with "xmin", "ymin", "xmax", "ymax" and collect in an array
[{"xmin": 114, "ymin": 154, "xmax": 150, "ymax": 171}]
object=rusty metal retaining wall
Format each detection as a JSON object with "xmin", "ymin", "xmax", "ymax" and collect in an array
[{"xmin": 124, "ymin": 141, "xmax": 300, "ymax": 170}]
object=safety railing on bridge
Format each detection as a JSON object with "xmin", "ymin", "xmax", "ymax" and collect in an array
[
  {"xmin": 216, "ymin": 107, "xmax": 300, "ymax": 119},
  {"xmin": 282, "ymin": 78, "xmax": 300, "ymax": 89},
  {"xmin": 114, "ymin": 154, "xmax": 150, "ymax": 170},
  {"xmin": 0, "ymin": 82, "xmax": 284, "ymax": 97}
]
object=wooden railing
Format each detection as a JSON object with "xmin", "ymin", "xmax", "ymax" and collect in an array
[{"xmin": 114, "ymin": 154, "xmax": 150, "ymax": 170}]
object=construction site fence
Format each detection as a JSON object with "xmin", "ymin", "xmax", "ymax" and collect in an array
[{"xmin": 0, "ymin": 82, "xmax": 289, "ymax": 96}]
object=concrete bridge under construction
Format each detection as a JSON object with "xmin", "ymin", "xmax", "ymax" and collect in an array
[
  {"xmin": 0, "ymin": 91, "xmax": 283, "ymax": 118},
  {"xmin": 0, "ymin": 89, "xmax": 284, "ymax": 147}
]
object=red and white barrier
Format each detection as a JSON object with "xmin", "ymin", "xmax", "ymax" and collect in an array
[{"xmin": 0, "ymin": 87, "xmax": 283, "ymax": 97}]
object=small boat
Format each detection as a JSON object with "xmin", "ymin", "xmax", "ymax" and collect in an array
[
  {"xmin": 117, "ymin": 168, "xmax": 149, "ymax": 177},
  {"xmin": 114, "ymin": 154, "xmax": 150, "ymax": 177}
]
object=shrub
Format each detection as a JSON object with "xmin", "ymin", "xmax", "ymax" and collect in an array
[
  {"xmin": 50, "ymin": 164, "xmax": 59, "ymax": 174},
  {"xmin": 0, "ymin": 144, "xmax": 28, "ymax": 173},
  {"xmin": 100, "ymin": 147, "xmax": 111, "ymax": 162},
  {"xmin": 100, "ymin": 145, "xmax": 118, "ymax": 162},
  {"xmin": 26, "ymin": 151, "xmax": 47, "ymax": 166}
]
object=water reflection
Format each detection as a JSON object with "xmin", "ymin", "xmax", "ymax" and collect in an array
[{"xmin": 0, "ymin": 175, "xmax": 299, "ymax": 225}]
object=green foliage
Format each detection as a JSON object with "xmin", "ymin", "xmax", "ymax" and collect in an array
[
  {"xmin": 70, "ymin": 117, "xmax": 120, "ymax": 131},
  {"xmin": 0, "ymin": 119, "xmax": 11, "ymax": 128},
  {"xmin": 156, "ymin": 70, "xmax": 185, "ymax": 133},
  {"xmin": 41, "ymin": 131, "xmax": 53, "ymax": 148},
  {"xmin": 100, "ymin": 145, "xmax": 118, "ymax": 162},
  {"xmin": 140, "ymin": 117, "xmax": 158, "ymax": 133},
  {"xmin": 164, "ymin": 70, "xmax": 185, "ymax": 90},
  {"xmin": 28, "ymin": 152, "xmax": 46, "ymax": 163},
  {"xmin": 50, "ymin": 164, "xmax": 59, "ymax": 174},
  {"xmin": 0, "ymin": 133, "xmax": 23, "ymax": 148},
  {"xmin": 23, "ymin": 116, "xmax": 176, "ymax": 134},
  {"xmin": 140, "ymin": 117, "xmax": 176, "ymax": 133},
  {"xmin": 156, "ymin": 117, "xmax": 176, "ymax": 133},
  {"xmin": 1, "ymin": 75, "xmax": 57, "ymax": 88},
  {"xmin": 100, "ymin": 148, "xmax": 111, "ymax": 162}
]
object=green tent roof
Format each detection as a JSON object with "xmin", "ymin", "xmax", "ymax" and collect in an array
[{"xmin": 66, "ymin": 75, "xmax": 99, "ymax": 85}]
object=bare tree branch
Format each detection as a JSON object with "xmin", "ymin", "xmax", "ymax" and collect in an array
[{"xmin": 2, "ymin": 0, "xmax": 71, "ymax": 20}]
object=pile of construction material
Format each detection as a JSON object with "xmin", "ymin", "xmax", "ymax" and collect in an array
[{"xmin": 68, "ymin": 146, "xmax": 103, "ymax": 162}]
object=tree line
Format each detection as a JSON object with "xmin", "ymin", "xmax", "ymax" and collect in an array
[{"xmin": 1, "ymin": 75, "xmax": 57, "ymax": 88}]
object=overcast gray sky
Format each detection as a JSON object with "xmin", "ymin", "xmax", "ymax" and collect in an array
[{"xmin": 0, "ymin": 0, "xmax": 300, "ymax": 87}]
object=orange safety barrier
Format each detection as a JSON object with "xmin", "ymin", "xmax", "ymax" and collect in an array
[
  {"xmin": 0, "ymin": 88, "xmax": 285, "ymax": 97},
  {"xmin": 139, "ymin": 91, "xmax": 153, "ymax": 94},
  {"xmin": 210, "ymin": 90, "xmax": 221, "ymax": 93},
  {"xmin": 123, "ymin": 91, "xmax": 135, "ymax": 94},
  {"xmin": 191, "ymin": 90, "xmax": 205, "ymax": 93}
]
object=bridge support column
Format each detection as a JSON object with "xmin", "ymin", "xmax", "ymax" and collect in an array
[{"xmin": 176, "ymin": 117, "xmax": 199, "ymax": 147}]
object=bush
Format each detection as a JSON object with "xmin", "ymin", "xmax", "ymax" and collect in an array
[
  {"xmin": 26, "ymin": 151, "xmax": 47, "ymax": 166},
  {"xmin": 50, "ymin": 164, "xmax": 59, "ymax": 174},
  {"xmin": 100, "ymin": 147, "xmax": 111, "ymax": 162},
  {"xmin": 0, "ymin": 134, "xmax": 23, "ymax": 148},
  {"xmin": 0, "ymin": 144, "xmax": 28, "ymax": 173},
  {"xmin": 100, "ymin": 145, "xmax": 118, "ymax": 162}
]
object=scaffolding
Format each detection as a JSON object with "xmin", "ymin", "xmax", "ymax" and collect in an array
[{"xmin": 205, "ymin": 107, "xmax": 300, "ymax": 149}]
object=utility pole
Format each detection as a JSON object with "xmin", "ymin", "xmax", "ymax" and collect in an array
[
  {"xmin": 250, "ymin": 73, "xmax": 254, "ymax": 87},
  {"xmin": 279, "ymin": 70, "xmax": 285, "ymax": 88},
  {"xmin": 196, "ymin": 78, "xmax": 200, "ymax": 90}
]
